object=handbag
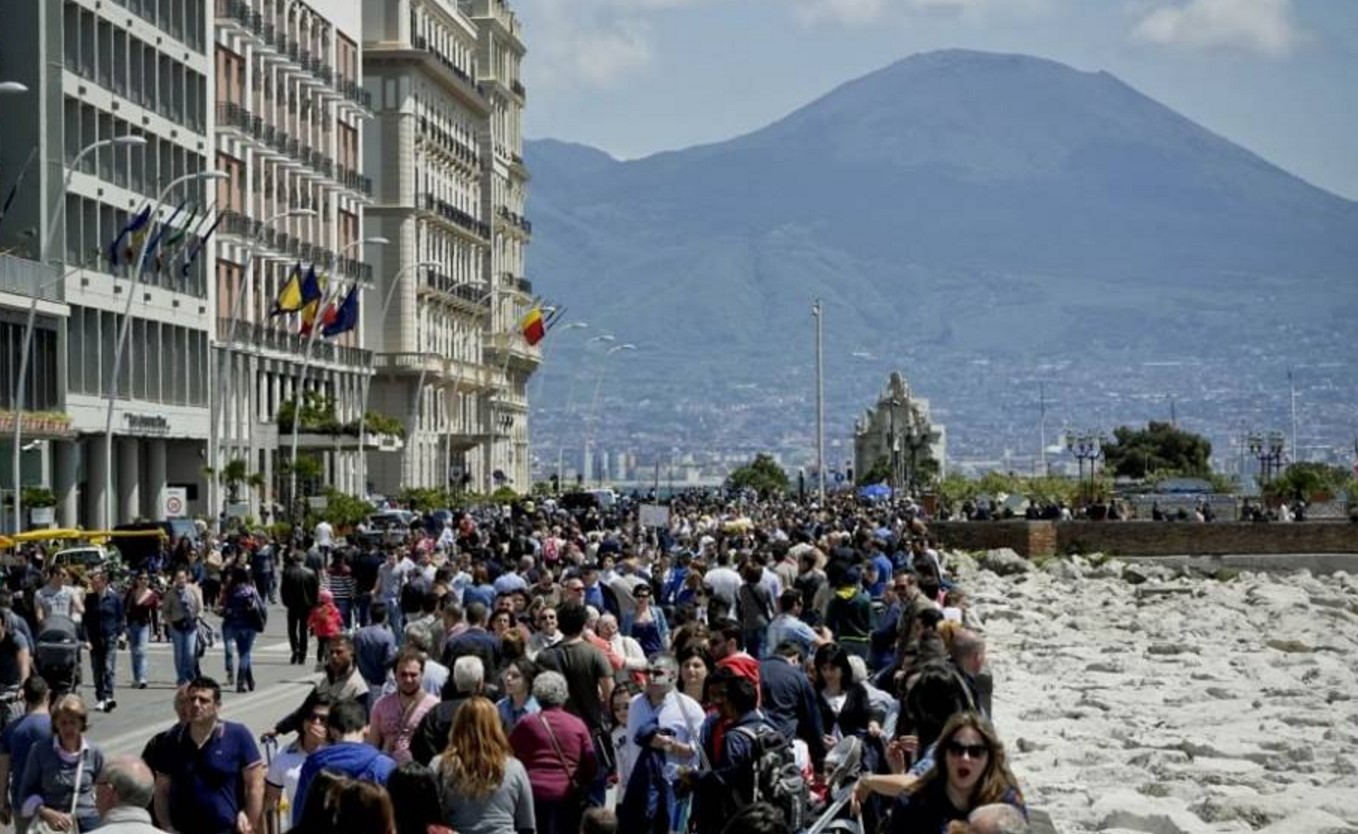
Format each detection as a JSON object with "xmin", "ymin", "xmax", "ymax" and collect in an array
[
  {"xmin": 538, "ymin": 713, "xmax": 589, "ymax": 797},
  {"xmin": 30, "ymin": 748, "xmax": 85, "ymax": 834}
]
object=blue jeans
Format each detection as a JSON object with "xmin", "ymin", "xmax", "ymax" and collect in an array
[
  {"xmin": 170, "ymin": 624, "xmax": 197, "ymax": 685},
  {"xmin": 223, "ymin": 624, "xmax": 257, "ymax": 682},
  {"xmin": 355, "ymin": 592, "xmax": 373, "ymax": 628},
  {"xmin": 128, "ymin": 623, "xmax": 150, "ymax": 684},
  {"xmin": 383, "ymin": 597, "xmax": 403, "ymax": 633},
  {"xmin": 91, "ymin": 643, "xmax": 117, "ymax": 701},
  {"xmin": 335, "ymin": 598, "xmax": 353, "ymax": 631}
]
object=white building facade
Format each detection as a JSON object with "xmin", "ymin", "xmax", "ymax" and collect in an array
[
  {"xmin": 1, "ymin": 0, "xmax": 217, "ymax": 529},
  {"xmin": 360, "ymin": 0, "xmax": 537, "ymax": 497},
  {"xmin": 212, "ymin": 0, "xmax": 373, "ymax": 521}
]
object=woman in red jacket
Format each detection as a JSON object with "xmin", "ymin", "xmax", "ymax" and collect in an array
[{"xmin": 508, "ymin": 670, "xmax": 598, "ymax": 834}]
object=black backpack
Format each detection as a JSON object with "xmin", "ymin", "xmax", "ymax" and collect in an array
[{"xmin": 732, "ymin": 724, "xmax": 808, "ymax": 832}]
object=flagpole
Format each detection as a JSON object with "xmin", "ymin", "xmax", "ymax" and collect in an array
[
  {"xmin": 287, "ymin": 237, "xmax": 387, "ymax": 533},
  {"xmin": 210, "ymin": 208, "xmax": 316, "ymax": 531},
  {"xmin": 356, "ymin": 260, "xmax": 436, "ymax": 499},
  {"xmin": 8, "ymin": 137, "xmax": 144, "ymax": 534},
  {"xmin": 104, "ymin": 169, "xmax": 227, "ymax": 529}
]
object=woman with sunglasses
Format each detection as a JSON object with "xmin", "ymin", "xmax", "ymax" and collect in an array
[
  {"xmin": 626, "ymin": 583, "xmax": 668, "ymax": 657},
  {"xmin": 885, "ymin": 712, "xmax": 1024, "ymax": 834},
  {"xmin": 263, "ymin": 693, "xmax": 334, "ymax": 834}
]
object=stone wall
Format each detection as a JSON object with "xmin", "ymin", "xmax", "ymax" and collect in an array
[{"xmin": 930, "ymin": 520, "xmax": 1358, "ymax": 559}]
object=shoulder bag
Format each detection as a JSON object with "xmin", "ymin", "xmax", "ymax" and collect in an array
[
  {"xmin": 30, "ymin": 748, "xmax": 85, "ymax": 834},
  {"xmin": 538, "ymin": 713, "xmax": 589, "ymax": 798}
]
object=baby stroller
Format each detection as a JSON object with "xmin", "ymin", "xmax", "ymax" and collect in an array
[{"xmin": 35, "ymin": 615, "xmax": 83, "ymax": 697}]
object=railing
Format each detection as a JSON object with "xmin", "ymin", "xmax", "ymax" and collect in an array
[
  {"xmin": 0, "ymin": 255, "xmax": 62, "ymax": 300},
  {"xmin": 417, "ymin": 116, "xmax": 481, "ymax": 168},
  {"xmin": 215, "ymin": 211, "xmax": 372, "ymax": 283},
  {"xmin": 418, "ymin": 194, "xmax": 491, "ymax": 239},
  {"xmin": 511, "ymin": 80, "xmax": 526, "ymax": 99},
  {"xmin": 496, "ymin": 205, "xmax": 532, "ymax": 234},
  {"xmin": 218, "ymin": 0, "xmax": 366, "ymax": 107},
  {"xmin": 218, "ymin": 318, "xmax": 371, "ymax": 367},
  {"xmin": 423, "ymin": 271, "xmax": 490, "ymax": 307},
  {"xmin": 410, "ymin": 36, "xmax": 486, "ymax": 108}
]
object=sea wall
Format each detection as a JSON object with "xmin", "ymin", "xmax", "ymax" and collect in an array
[{"xmin": 930, "ymin": 520, "xmax": 1358, "ymax": 559}]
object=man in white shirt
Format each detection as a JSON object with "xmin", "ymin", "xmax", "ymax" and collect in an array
[
  {"xmin": 314, "ymin": 520, "xmax": 334, "ymax": 553},
  {"xmin": 622, "ymin": 654, "xmax": 702, "ymax": 794}
]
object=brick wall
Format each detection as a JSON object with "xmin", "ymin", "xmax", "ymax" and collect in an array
[{"xmin": 930, "ymin": 520, "xmax": 1358, "ymax": 559}]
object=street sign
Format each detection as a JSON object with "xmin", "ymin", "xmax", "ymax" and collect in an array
[
  {"xmin": 639, "ymin": 503, "xmax": 670, "ymax": 529},
  {"xmin": 307, "ymin": 495, "xmax": 329, "ymax": 511},
  {"xmin": 160, "ymin": 487, "xmax": 188, "ymax": 519}
]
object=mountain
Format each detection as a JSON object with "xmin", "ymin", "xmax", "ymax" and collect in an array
[{"xmin": 525, "ymin": 50, "xmax": 1358, "ymax": 469}]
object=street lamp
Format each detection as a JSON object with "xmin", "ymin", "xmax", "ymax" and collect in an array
[
  {"xmin": 354, "ymin": 259, "xmax": 439, "ymax": 497},
  {"xmin": 286, "ymin": 236, "xmax": 388, "ymax": 525},
  {"xmin": 584, "ymin": 343, "xmax": 636, "ymax": 487},
  {"xmin": 888, "ymin": 397, "xmax": 901, "ymax": 493},
  {"xmin": 1247, "ymin": 430, "xmax": 1286, "ymax": 487},
  {"xmin": 7, "ymin": 136, "xmax": 145, "ymax": 533},
  {"xmin": 208, "ymin": 207, "xmax": 318, "ymax": 527},
  {"xmin": 104, "ymin": 167, "xmax": 229, "ymax": 527},
  {"xmin": 1066, "ymin": 430, "xmax": 1105, "ymax": 509}
]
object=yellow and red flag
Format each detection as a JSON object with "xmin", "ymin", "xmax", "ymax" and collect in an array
[{"xmin": 520, "ymin": 306, "xmax": 546, "ymax": 346}]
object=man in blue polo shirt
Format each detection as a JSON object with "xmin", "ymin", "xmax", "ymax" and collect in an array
[{"xmin": 150, "ymin": 677, "xmax": 263, "ymax": 834}]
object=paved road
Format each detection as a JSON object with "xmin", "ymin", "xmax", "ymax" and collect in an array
[{"xmin": 76, "ymin": 602, "xmax": 322, "ymax": 757}]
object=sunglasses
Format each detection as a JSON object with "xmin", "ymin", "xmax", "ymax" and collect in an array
[
  {"xmin": 305, "ymin": 712, "xmax": 329, "ymax": 723},
  {"xmin": 945, "ymin": 741, "xmax": 990, "ymax": 760}
]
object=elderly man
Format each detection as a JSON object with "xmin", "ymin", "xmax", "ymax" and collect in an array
[{"xmin": 96, "ymin": 756, "xmax": 163, "ymax": 834}]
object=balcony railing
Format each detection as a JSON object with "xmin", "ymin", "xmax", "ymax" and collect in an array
[
  {"xmin": 216, "ymin": 211, "xmax": 372, "ymax": 283},
  {"xmin": 217, "ymin": 0, "xmax": 368, "ymax": 108},
  {"xmin": 0, "ymin": 255, "xmax": 62, "ymax": 301},
  {"xmin": 423, "ymin": 270, "xmax": 490, "ymax": 307},
  {"xmin": 496, "ymin": 205, "xmax": 532, "ymax": 234},
  {"xmin": 418, "ymin": 194, "xmax": 491, "ymax": 239},
  {"xmin": 218, "ymin": 318, "xmax": 371, "ymax": 367},
  {"xmin": 410, "ymin": 36, "xmax": 487, "ymax": 109},
  {"xmin": 511, "ymin": 80, "xmax": 526, "ymax": 99}
]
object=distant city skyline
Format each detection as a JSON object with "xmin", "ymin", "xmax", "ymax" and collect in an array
[{"xmin": 516, "ymin": 0, "xmax": 1358, "ymax": 200}]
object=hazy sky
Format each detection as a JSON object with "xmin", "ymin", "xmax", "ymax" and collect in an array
[{"xmin": 514, "ymin": 0, "xmax": 1358, "ymax": 200}]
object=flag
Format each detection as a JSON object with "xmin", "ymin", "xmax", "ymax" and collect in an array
[
  {"xmin": 270, "ymin": 263, "xmax": 306, "ymax": 315},
  {"xmin": 297, "ymin": 270, "xmax": 328, "ymax": 336},
  {"xmin": 0, "ymin": 147, "xmax": 38, "ymax": 228},
  {"xmin": 519, "ymin": 306, "xmax": 545, "ymax": 346},
  {"xmin": 178, "ymin": 210, "xmax": 222, "ymax": 278},
  {"xmin": 108, "ymin": 205, "xmax": 152, "ymax": 267},
  {"xmin": 300, "ymin": 298, "xmax": 338, "ymax": 337},
  {"xmin": 140, "ymin": 201, "xmax": 187, "ymax": 265},
  {"xmin": 321, "ymin": 285, "xmax": 359, "ymax": 338}
]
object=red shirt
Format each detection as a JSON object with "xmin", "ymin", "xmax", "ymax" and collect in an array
[{"xmin": 508, "ymin": 708, "xmax": 598, "ymax": 801}]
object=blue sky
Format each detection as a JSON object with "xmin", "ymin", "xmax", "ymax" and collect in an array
[{"xmin": 514, "ymin": 0, "xmax": 1358, "ymax": 200}]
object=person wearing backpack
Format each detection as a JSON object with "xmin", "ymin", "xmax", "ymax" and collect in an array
[{"xmin": 681, "ymin": 668, "xmax": 805, "ymax": 834}]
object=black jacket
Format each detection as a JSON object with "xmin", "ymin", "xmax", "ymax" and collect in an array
[
  {"xmin": 816, "ymin": 681, "xmax": 881, "ymax": 740},
  {"xmin": 410, "ymin": 692, "xmax": 474, "ymax": 766},
  {"xmin": 759, "ymin": 656, "xmax": 826, "ymax": 769},
  {"xmin": 280, "ymin": 563, "xmax": 319, "ymax": 612}
]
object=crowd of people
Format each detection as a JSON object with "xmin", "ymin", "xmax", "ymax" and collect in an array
[{"xmin": 0, "ymin": 491, "xmax": 1033, "ymax": 834}]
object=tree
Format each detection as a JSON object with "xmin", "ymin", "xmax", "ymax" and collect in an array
[
  {"xmin": 314, "ymin": 489, "xmax": 373, "ymax": 531},
  {"xmin": 1266, "ymin": 462, "xmax": 1355, "ymax": 502},
  {"xmin": 727, "ymin": 453, "xmax": 790, "ymax": 498},
  {"xmin": 1102, "ymin": 422, "xmax": 1211, "ymax": 479},
  {"xmin": 857, "ymin": 456, "xmax": 892, "ymax": 486}
]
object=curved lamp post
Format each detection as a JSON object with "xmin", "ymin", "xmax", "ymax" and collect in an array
[
  {"xmin": 8, "ymin": 135, "xmax": 145, "ymax": 533},
  {"xmin": 286, "ymin": 236, "xmax": 389, "ymax": 525},
  {"xmin": 208, "ymin": 207, "xmax": 318, "ymax": 527},
  {"xmin": 355, "ymin": 259, "xmax": 438, "ymax": 497},
  {"xmin": 104, "ymin": 168, "xmax": 229, "ymax": 528},
  {"xmin": 584, "ymin": 343, "xmax": 636, "ymax": 486}
]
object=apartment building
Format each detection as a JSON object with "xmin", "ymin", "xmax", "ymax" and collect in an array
[
  {"xmin": 1, "ymin": 0, "xmax": 216, "ymax": 529},
  {"xmin": 212, "ymin": 0, "xmax": 372, "ymax": 519},
  {"xmin": 360, "ymin": 0, "xmax": 537, "ymax": 496}
]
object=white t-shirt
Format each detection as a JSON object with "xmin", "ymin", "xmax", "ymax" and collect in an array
[
  {"xmin": 314, "ymin": 521, "xmax": 334, "ymax": 548},
  {"xmin": 265, "ymin": 741, "xmax": 309, "ymax": 813},
  {"xmin": 37, "ymin": 586, "xmax": 81, "ymax": 623}
]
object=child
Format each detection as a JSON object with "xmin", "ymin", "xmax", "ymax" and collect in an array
[
  {"xmin": 610, "ymin": 681, "xmax": 642, "ymax": 789},
  {"xmin": 308, "ymin": 589, "xmax": 342, "ymax": 669}
]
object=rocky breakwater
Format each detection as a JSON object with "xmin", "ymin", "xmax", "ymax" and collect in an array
[{"xmin": 958, "ymin": 549, "xmax": 1358, "ymax": 834}]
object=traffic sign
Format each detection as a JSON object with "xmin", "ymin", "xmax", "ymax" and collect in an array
[{"xmin": 160, "ymin": 487, "xmax": 188, "ymax": 519}]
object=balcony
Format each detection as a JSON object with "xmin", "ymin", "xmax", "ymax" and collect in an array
[
  {"xmin": 511, "ymin": 80, "xmax": 526, "ymax": 100},
  {"xmin": 422, "ymin": 272, "xmax": 490, "ymax": 307},
  {"xmin": 369, "ymin": 37, "xmax": 487, "ymax": 114},
  {"xmin": 485, "ymin": 331, "xmax": 542, "ymax": 369},
  {"xmin": 217, "ymin": 318, "xmax": 371, "ymax": 368},
  {"xmin": 417, "ymin": 194, "xmax": 490, "ymax": 240},
  {"xmin": 0, "ymin": 255, "xmax": 63, "ymax": 302},
  {"xmin": 496, "ymin": 205, "xmax": 532, "ymax": 235},
  {"xmin": 498, "ymin": 272, "xmax": 533, "ymax": 296}
]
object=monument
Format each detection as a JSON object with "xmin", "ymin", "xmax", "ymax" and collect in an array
[{"xmin": 853, "ymin": 371, "xmax": 945, "ymax": 493}]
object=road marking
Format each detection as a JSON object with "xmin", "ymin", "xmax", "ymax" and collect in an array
[{"xmin": 99, "ymin": 675, "xmax": 319, "ymax": 756}]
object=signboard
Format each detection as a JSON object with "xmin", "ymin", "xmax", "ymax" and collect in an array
[
  {"xmin": 225, "ymin": 502, "xmax": 250, "ymax": 520},
  {"xmin": 307, "ymin": 495, "xmax": 329, "ymax": 511},
  {"xmin": 160, "ymin": 487, "xmax": 188, "ymax": 519},
  {"xmin": 639, "ymin": 503, "xmax": 670, "ymax": 529},
  {"xmin": 29, "ymin": 507, "xmax": 55, "ymax": 526}
]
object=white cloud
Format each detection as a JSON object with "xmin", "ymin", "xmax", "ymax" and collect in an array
[
  {"xmin": 517, "ymin": 2, "xmax": 661, "ymax": 90},
  {"xmin": 795, "ymin": 0, "xmax": 887, "ymax": 25},
  {"xmin": 1131, "ymin": 0, "xmax": 1302, "ymax": 57}
]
